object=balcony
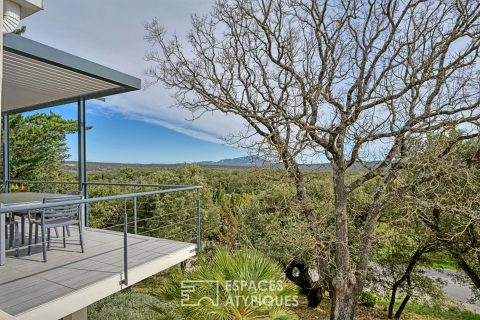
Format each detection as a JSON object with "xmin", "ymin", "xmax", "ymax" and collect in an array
[
  {"xmin": 0, "ymin": 182, "xmax": 202, "ymax": 320},
  {"xmin": 0, "ymin": 27, "xmax": 193, "ymax": 320}
]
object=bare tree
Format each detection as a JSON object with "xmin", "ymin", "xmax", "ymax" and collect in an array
[{"xmin": 145, "ymin": 0, "xmax": 480, "ymax": 318}]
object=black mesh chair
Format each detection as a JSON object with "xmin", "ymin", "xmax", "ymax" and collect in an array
[{"xmin": 28, "ymin": 196, "xmax": 84, "ymax": 262}]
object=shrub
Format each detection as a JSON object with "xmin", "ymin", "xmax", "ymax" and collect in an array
[
  {"xmin": 151, "ymin": 246, "xmax": 299, "ymax": 320},
  {"xmin": 359, "ymin": 291, "xmax": 377, "ymax": 308},
  {"xmin": 88, "ymin": 292, "xmax": 160, "ymax": 320}
]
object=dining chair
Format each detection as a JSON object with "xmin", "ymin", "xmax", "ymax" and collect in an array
[
  {"xmin": 63, "ymin": 190, "xmax": 83, "ymax": 236},
  {"xmin": 27, "ymin": 196, "xmax": 84, "ymax": 262},
  {"xmin": 41, "ymin": 189, "xmax": 60, "ymax": 237},
  {"xmin": 13, "ymin": 188, "xmax": 59, "ymax": 244},
  {"xmin": 5, "ymin": 214, "xmax": 19, "ymax": 256}
]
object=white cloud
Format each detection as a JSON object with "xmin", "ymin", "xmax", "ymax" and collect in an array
[{"xmin": 21, "ymin": 0, "xmax": 247, "ymax": 145}]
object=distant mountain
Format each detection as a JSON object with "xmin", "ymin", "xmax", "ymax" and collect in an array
[
  {"xmin": 197, "ymin": 156, "xmax": 272, "ymax": 167},
  {"xmin": 62, "ymin": 157, "xmax": 373, "ymax": 173},
  {"xmin": 62, "ymin": 156, "xmax": 273, "ymax": 173},
  {"xmin": 198, "ymin": 157, "xmax": 373, "ymax": 172}
]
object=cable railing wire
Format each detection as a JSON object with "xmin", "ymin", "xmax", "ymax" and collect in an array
[
  {"xmin": 139, "ymin": 227, "xmax": 196, "ymax": 239},
  {"xmin": 1, "ymin": 181, "xmax": 203, "ymax": 286},
  {"xmin": 133, "ymin": 208, "xmax": 195, "ymax": 216},
  {"xmin": 7, "ymin": 180, "xmax": 192, "ymax": 189},
  {"xmin": 135, "ymin": 217, "xmax": 197, "ymax": 235}
]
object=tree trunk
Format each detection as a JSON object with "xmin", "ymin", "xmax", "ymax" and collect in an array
[
  {"xmin": 332, "ymin": 162, "xmax": 350, "ymax": 278},
  {"xmin": 278, "ymin": 146, "xmax": 332, "ymax": 299},
  {"xmin": 387, "ymin": 244, "xmax": 430, "ymax": 318},
  {"xmin": 394, "ymin": 294, "xmax": 411, "ymax": 319},
  {"xmin": 388, "ymin": 281, "xmax": 400, "ymax": 319},
  {"xmin": 307, "ymin": 286, "xmax": 323, "ymax": 308},
  {"xmin": 451, "ymin": 250, "xmax": 480, "ymax": 289},
  {"xmin": 394, "ymin": 274, "xmax": 413, "ymax": 319},
  {"xmin": 330, "ymin": 290, "xmax": 357, "ymax": 320},
  {"xmin": 285, "ymin": 259, "xmax": 323, "ymax": 308},
  {"xmin": 330, "ymin": 160, "xmax": 357, "ymax": 320}
]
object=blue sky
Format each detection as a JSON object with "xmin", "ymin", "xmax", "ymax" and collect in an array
[
  {"xmin": 20, "ymin": 0, "xmax": 247, "ymax": 164},
  {"xmin": 28, "ymin": 103, "xmax": 245, "ymax": 164}
]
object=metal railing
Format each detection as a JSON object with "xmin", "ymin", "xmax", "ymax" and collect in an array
[{"xmin": 1, "ymin": 180, "xmax": 203, "ymax": 285}]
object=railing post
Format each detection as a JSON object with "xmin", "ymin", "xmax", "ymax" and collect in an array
[
  {"xmin": 2, "ymin": 114, "xmax": 10, "ymax": 193},
  {"xmin": 0, "ymin": 205, "xmax": 5, "ymax": 266},
  {"xmin": 78, "ymin": 98, "xmax": 88, "ymax": 227},
  {"xmin": 196, "ymin": 190, "xmax": 201, "ymax": 252},
  {"xmin": 133, "ymin": 196, "xmax": 137, "ymax": 234},
  {"xmin": 122, "ymin": 199, "xmax": 128, "ymax": 286}
]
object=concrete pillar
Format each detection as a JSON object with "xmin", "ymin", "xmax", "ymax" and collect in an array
[{"xmin": 63, "ymin": 307, "xmax": 87, "ymax": 320}]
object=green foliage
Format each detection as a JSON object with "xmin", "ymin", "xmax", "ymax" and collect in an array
[
  {"xmin": 422, "ymin": 252, "xmax": 458, "ymax": 271},
  {"xmin": 85, "ymin": 165, "xmax": 223, "ymax": 244},
  {"xmin": 391, "ymin": 135, "xmax": 480, "ymax": 299},
  {"xmin": 146, "ymin": 301, "xmax": 185, "ymax": 320},
  {"xmin": 151, "ymin": 246, "xmax": 299, "ymax": 320},
  {"xmin": 375, "ymin": 296, "xmax": 480, "ymax": 320},
  {"xmin": 238, "ymin": 180, "xmax": 314, "ymax": 266},
  {"xmin": 13, "ymin": 26, "xmax": 26, "ymax": 35},
  {"xmin": 88, "ymin": 292, "xmax": 160, "ymax": 320},
  {"xmin": 7, "ymin": 112, "xmax": 78, "ymax": 181},
  {"xmin": 5, "ymin": 107, "xmax": 478, "ymax": 319},
  {"xmin": 76, "ymin": 164, "xmax": 478, "ymax": 319},
  {"xmin": 369, "ymin": 228, "xmax": 446, "ymax": 309},
  {"xmin": 358, "ymin": 291, "xmax": 377, "ymax": 307}
]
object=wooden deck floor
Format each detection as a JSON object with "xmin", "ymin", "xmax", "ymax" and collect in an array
[{"xmin": 0, "ymin": 227, "xmax": 196, "ymax": 320}]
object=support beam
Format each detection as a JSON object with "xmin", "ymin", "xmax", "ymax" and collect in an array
[
  {"xmin": 77, "ymin": 98, "xmax": 87, "ymax": 226},
  {"xmin": 0, "ymin": 204, "xmax": 4, "ymax": 266},
  {"xmin": 2, "ymin": 115, "xmax": 9, "ymax": 193},
  {"xmin": 196, "ymin": 190, "xmax": 201, "ymax": 252},
  {"xmin": 62, "ymin": 307, "xmax": 87, "ymax": 320}
]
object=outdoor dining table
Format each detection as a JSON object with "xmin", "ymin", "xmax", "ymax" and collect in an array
[{"xmin": 0, "ymin": 192, "xmax": 72, "ymax": 266}]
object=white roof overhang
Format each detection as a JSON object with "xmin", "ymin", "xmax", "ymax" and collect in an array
[
  {"xmin": 2, "ymin": 34, "xmax": 141, "ymax": 114},
  {"xmin": 11, "ymin": 0, "xmax": 44, "ymax": 19}
]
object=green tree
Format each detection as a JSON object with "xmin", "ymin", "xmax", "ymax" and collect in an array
[
  {"xmin": 402, "ymin": 136, "xmax": 480, "ymax": 298},
  {"xmin": 87, "ymin": 165, "xmax": 223, "ymax": 245},
  {"xmin": 370, "ymin": 227, "xmax": 443, "ymax": 319},
  {"xmin": 13, "ymin": 26, "xmax": 27, "ymax": 35},
  {"xmin": 6, "ymin": 112, "xmax": 78, "ymax": 181}
]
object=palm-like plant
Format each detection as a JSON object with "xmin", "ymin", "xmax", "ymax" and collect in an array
[{"xmin": 151, "ymin": 247, "xmax": 298, "ymax": 320}]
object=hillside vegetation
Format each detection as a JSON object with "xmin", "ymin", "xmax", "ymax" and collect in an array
[{"xmin": 18, "ymin": 164, "xmax": 479, "ymax": 319}]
